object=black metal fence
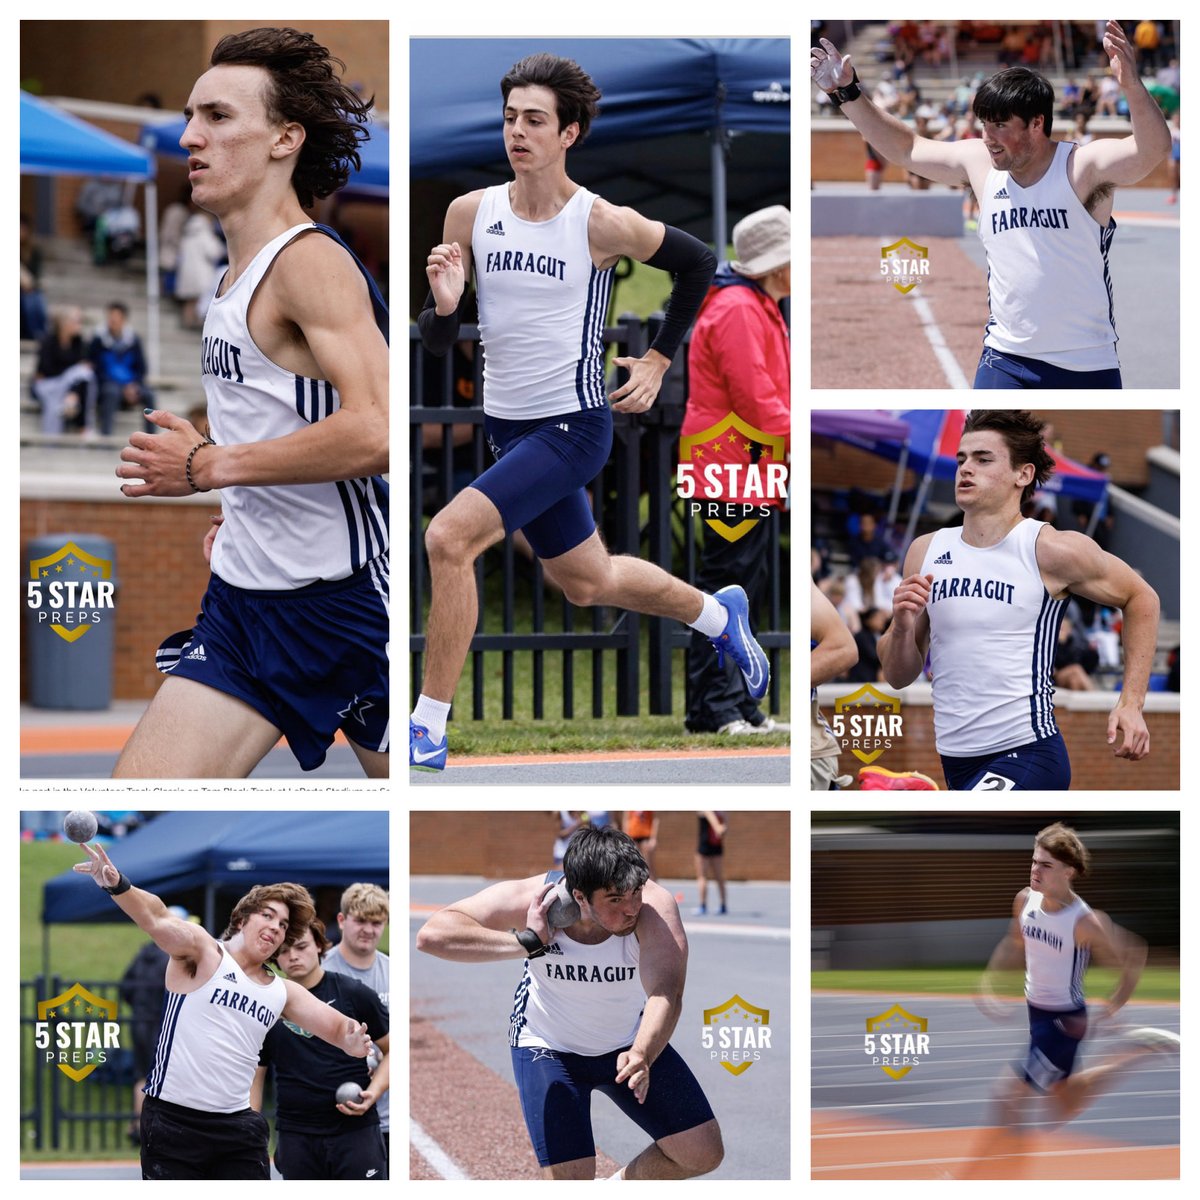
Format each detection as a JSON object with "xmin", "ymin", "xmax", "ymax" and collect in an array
[{"xmin": 409, "ymin": 316, "xmax": 789, "ymax": 720}]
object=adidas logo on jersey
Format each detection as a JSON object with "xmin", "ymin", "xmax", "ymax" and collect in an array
[
  {"xmin": 934, "ymin": 551, "xmax": 953, "ymax": 565},
  {"xmin": 486, "ymin": 220, "xmax": 505, "ymax": 236},
  {"xmin": 993, "ymin": 187, "xmax": 1010, "ymax": 199},
  {"xmin": 185, "ymin": 643, "xmax": 208, "ymax": 662},
  {"xmin": 223, "ymin": 971, "xmax": 238, "ymax": 982},
  {"xmin": 557, "ymin": 423, "xmax": 569, "ymax": 432}
]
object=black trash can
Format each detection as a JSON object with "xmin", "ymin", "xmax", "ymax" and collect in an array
[{"xmin": 25, "ymin": 534, "xmax": 118, "ymax": 710}]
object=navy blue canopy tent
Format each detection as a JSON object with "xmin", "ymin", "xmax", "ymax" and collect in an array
[
  {"xmin": 409, "ymin": 37, "xmax": 790, "ymax": 274},
  {"xmin": 42, "ymin": 811, "xmax": 388, "ymax": 973},
  {"xmin": 139, "ymin": 117, "xmax": 389, "ymax": 199}
]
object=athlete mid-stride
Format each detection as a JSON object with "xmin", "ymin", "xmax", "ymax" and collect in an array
[
  {"xmin": 412, "ymin": 51, "xmax": 769, "ymax": 771},
  {"xmin": 878, "ymin": 409, "xmax": 1158, "ymax": 791}
]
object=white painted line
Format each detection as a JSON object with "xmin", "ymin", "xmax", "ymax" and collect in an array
[
  {"xmin": 812, "ymin": 1142, "xmax": 1179, "ymax": 1171},
  {"xmin": 410, "ymin": 1119, "xmax": 470, "ymax": 1180},
  {"xmin": 813, "ymin": 1113, "xmax": 1180, "ymax": 1138},
  {"xmin": 912, "ymin": 294, "xmax": 971, "ymax": 389},
  {"xmin": 816, "ymin": 1088, "xmax": 1178, "ymax": 1111}
]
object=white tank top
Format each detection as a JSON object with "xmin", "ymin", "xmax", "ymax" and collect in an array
[
  {"xmin": 473, "ymin": 184, "xmax": 614, "ymax": 418},
  {"xmin": 203, "ymin": 222, "xmax": 389, "ymax": 590},
  {"xmin": 978, "ymin": 140, "xmax": 1119, "ymax": 370},
  {"xmin": 921, "ymin": 520, "xmax": 1066, "ymax": 756},
  {"xmin": 509, "ymin": 927, "xmax": 643, "ymax": 1056},
  {"xmin": 145, "ymin": 942, "xmax": 287, "ymax": 1112},
  {"xmin": 1021, "ymin": 891, "xmax": 1092, "ymax": 1010}
]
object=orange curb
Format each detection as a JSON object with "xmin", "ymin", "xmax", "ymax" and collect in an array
[{"xmin": 22, "ymin": 726, "xmax": 349, "ymax": 755}]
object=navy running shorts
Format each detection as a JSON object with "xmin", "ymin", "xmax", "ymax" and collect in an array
[
  {"xmin": 940, "ymin": 731, "xmax": 1071, "ymax": 791},
  {"xmin": 1018, "ymin": 1003, "xmax": 1088, "ymax": 1093},
  {"xmin": 165, "ymin": 553, "xmax": 389, "ymax": 770},
  {"xmin": 973, "ymin": 347, "xmax": 1122, "ymax": 390},
  {"xmin": 510, "ymin": 1042, "xmax": 715, "ymax": 1167},
  {"xmin": 471, "ymin": 407, "xmax": 612, "ymax": 559}
]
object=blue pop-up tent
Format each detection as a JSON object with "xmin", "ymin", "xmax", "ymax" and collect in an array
[
  {"xmin": 20, "ymin": 90, "xmax": 163, "ymax": 372},
  {"xmin": 410, "ymin": 38, "xmax": 790, "ymax": 252},
  {"xmin": 139, "ymin": 117, "xmax": 389, "ymax": 199},
  {"xmin": 42, "ymin": 810, "xmax": 389, "ymax": 963}
]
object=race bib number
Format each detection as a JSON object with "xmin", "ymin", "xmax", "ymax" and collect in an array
[{"xmin": 972, "ymin": 772, "xmax": 1016, "ymax": 791}]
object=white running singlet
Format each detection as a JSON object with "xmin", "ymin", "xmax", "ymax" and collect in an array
[
  {"xmin": 144, "ymin": 942, "xmax": 287, "ymax": 1112},
  {"xmin": 509, "ymin": 928, "xmax": 643, "ymax": 1056},
  {"xmin": 473, "ymin": 185, "xmax": 614, "ymax": 419},
  {"xmin": 1021, "ymin": 891, "xmax": 1092, "ymax": 1010},
  {"xmin": 979, "ymin": 140, "xmax": 1118, "ymax": 370},
  {"xmin": 921, "ymin": 519, "xmax": 1066, "ymax": 756},
  {"xmin": 203, "ymin": 222, "xmax": 388, "ymax": 590}
]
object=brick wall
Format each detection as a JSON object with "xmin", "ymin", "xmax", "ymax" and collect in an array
[
  {"xmin": 819, "ymin": 705, "xmax": 1179, "ymax": 791},
  {"xmin": 21, "ymin": 498, "xmax": 220, "ymax": 701},
  {"xmin": 410, "ymin": 811, "xmax": 792, "ymax": 881}
]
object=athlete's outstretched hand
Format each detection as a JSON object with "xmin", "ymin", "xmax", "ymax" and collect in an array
[
  {"xmin": 811, "ymin": 37, "xmax": 854, "ymax": 92},
  {"xmin": 337, "ymin": 1018, "xmax": 373, "ymax": 1059},
  {"xmin": 427, "ymin": 241, "xmax": 466, "ymax": 315},
  {"xmin": 610, "ymin": 351, "xmax": 669, "ymax": 414},
  {"xmin": 615, "ymin": 1047, "xmax": 650, "ymax": 1104},
  {"xmin": 890, "ymin": 572, "xmax": 934, "ymax": 633},
  {"xmin": 73, "ymin": 842, "xmax": 121, "ymax": 889},
  {"xmin": 117, "ymin": 410, "xmax": 211, "ymax": 497},
  {"xmin": 1102, "ymin": 19, "xmax": 1138, "ymax": 91},
  {"xmin": 1107, "ymin": 700, "xmax": 1150, "ymax": 760}
]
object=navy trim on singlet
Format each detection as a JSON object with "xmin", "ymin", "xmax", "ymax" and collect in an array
[
  {"xmin": 509, "ymin": 964, "xmax": 532, "ymax": 1047},
  {"xmin": 575, "ymin": 264, "xmax": 614, "ymax": 410},
  {"xmin": 1070, "ymin": 944, "xmax": 1089, "ymax": 1009},
  {"xmin": 313, "ymin": 222, "xmax": 389, "ymax": 344},
  {"xmin": 1030, "ymin": 591, "xmax": 1067, "ymax": 740},
  {"xmin": 144, "ymin": 990, "xmax": 185, "ymax": 1099},
  {"xmin": 1099, "ymin": 218, "xmax": 1117, "ymax": 340}
]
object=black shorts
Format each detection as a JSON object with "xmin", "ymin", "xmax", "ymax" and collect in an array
[
  {"xmin": 1018, "ymin": 1003, "xmax": 1088, "ymax": 1093},
  {"xmin": 274, "ymin": 1124, "xmax": 388, "ymax": 1180},
  {"xmin": 140, "ymin": 1095, "xmax": 269, "ymax": 1180}
]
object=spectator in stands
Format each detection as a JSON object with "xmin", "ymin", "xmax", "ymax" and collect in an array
[
  {"xmin": 819, "ymin": 575, "xmax": 860, "ymax": 635},
  {"xmin": 873, "ymin": 74, "xmax": 899, "ymax": 114},
  {"xmin": 895, "ymin": 71, "xmax": 919, "ymax": 120},
  {"xmin": 1134, "ymin": 20, "xmax": 1161, "ymax": 75},
  {"xmin": 1156, "ymin": 57, "xmax": 1180, "ymax": 94},
  {"xmin": 158, "ymin": 186, "xmax": 191, "ymax": 299},
  {"xmin": 32, "ymin": 306, "xmax": 97, "ymax": 436},
  {"xmin": 89, "ymin": 302, "xmax": 155, "ymax": 436},
  {"xmin": 846, "ymin": 512, "xmax": 895, "ymax": 566},
  {"xmin": 20, "ymin": 213, "xmax": 48, "ymax": 342},
  {"xmin": 1054, "ymin": 610, "xmax": 1099, "ymax": 690},
  {"xmin": 174, "ymin": 206, "xmax": 225, "ymax": 330},
  {"xmin": 850, "ymin": 606, "xmax": 889, "ymax": 683},
  {"xmin": 1062, "ymin": 78, "xmax": 1083, "ymax": 117},
  {"xmin": 1096, "ymin": 71, "xmax": 1122, "ymax": 117},
  {"xmin": 843, "ymin": 556, "xmax": 896, "ymax": 617},
  {"xmin": 1072, "ymin": 112, "xmax": 1094, "ymax": 146},
  {"xmin": 683, "ymin": 205, "xmax": 790, "ymax": 736}
]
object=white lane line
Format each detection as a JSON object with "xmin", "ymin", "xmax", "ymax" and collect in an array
[
  {"xmin": 813, "ymin": 1113, "xmax": 1180, "ymax": 1138},
  {"xmin": 815, "ymin": 1088, "xmax": 1178, "ymax": 1111},
  {"xmin": 410, "ymin": 1119, "xmax": 470, "ymax": 1180},
  {"xmin": 912, "ymin": 294, "xmax": 971, "ymax": 388},
  {"xmin": 812, "ymin": 1142, "xmax": 1179, "ymax": 1171}
]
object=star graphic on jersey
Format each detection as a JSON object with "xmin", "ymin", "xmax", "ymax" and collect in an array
[
  {"xmin": 530, "ymin": 1047, "xmax": 558, "ymax": 1062},
  {"xmin": 338, "ymin": 695, "xmax": 374, "ymax": 725}
]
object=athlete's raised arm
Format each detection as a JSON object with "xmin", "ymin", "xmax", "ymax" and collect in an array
[
  {"xmin": 811, "ymin": 37, "xmax": 982, "ymax": 187},
  {"xmin": 118, "ymin": 235, "xmax": 387, "ymax": 495},
  {"xmin": 419, "ymin": 190, "xmax": 485, "ymax": 356},
  {"xmin": 811, "ymin": 580, "xmax": 858, "ymax": 685},
  {"xmin": 877, "ymin": 533, "xmax": 935, "ymax": 688},
  {"xmin": 1036, "ymin": 526, "xmax": 1159, "ymax": 760},
  {"xmin": 1071, "ymin": 20, "xmax": 1172, "ymax": 194},
  {"xmin": 1076, "ymin": 908, "xmax": 1146, "ymax": 1017},
  {"xmin": 588, "ymin": 199, "xmax": 716, "ymax": 414},
  {"xmin": 618, "ymin": 882, "xmax": 687, "ymax": 1103},
  {"xmin": 74, "ymin": 842, "xmax": 213, "ymax": 963},
  {"xmin": 415, "ymin": 875, "xmax": 551, "ymax": 962}
]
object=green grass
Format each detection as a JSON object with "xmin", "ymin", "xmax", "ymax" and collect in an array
[
  {"xmin": 609, "ymin": 250, "xmax": 733, "ymax": 321},
  {"xmin": 811, "ymin": 967, "xmax": 1180, "ymax": 1003}
]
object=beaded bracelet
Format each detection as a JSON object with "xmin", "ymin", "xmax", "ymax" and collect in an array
[{"xmin": 186, "ymin": 437, "xmax": 216, "ymax": 493}]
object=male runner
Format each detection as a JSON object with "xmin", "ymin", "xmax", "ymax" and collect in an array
[
  {"xmin": 255, "ymin": 919, "xmax": 390, "ymax": 1180},
  {"xmin": 810, "ymin": 580, "xmax": 858, "ymax": 790},
  {"xmin": 962, "ymin": 822, "xmax": 1179, "ymax": 1175},
  {"xmin": 811, "ymin": 21, "xmax": 1171, "ymax": 388},
  {"xmin": 322, "ymin": 883, "xmax": 391, "ymax": 1163},
  {"xmin": 416, "ymin": 825, "xmax": 723, "ymax": 1179},
  {"xmin": 413, "ymin": 52, "xmax": 768, "ymax": 769},
  {"xmin": 114, "ymin": 27, "xmax": 389, "ymax": 778},
  {"xmin": 878, "ymin": 410, "xmax": 1158, "ymax": 790},
  {"xmin": 73, "ymin": 842, "xmax": 371, "ymax": 1180}
]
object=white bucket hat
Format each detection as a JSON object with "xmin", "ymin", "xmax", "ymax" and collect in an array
[{"xmin": 730, "ymin": 205, "xmax": 791, "ymax": 277}]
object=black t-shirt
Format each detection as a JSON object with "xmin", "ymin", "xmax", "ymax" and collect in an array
[{"xmin": 259, "ymin": 971, "xmax": 389, "ymax": 1134}]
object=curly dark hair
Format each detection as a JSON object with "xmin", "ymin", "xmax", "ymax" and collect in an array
[
  {"xmin": 500, "ymin": 53, "xmax": 601, "ymax": 145},
  {"xmin": 210, "ymin": 27, "xmax": 373, "ymax": 208},
  {"xmin": 962, "ymin": 409, "xmax": 1055, "ymax": 506}
]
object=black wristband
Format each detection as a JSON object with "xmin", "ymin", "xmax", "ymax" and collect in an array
[
  {"xmin": 417, "ymin": 290, "xmax": 463, "ymax": 358},
  {"xmin": 829, "ymin": 70, "xmax": 862, "ymax": 107},
  {"xmin": 514, "ymin": 928, "xmax": 548, "ymax": 958},
  {"xmin": 103, "ymin": 872, "xmax": 132, "ymax": 896},
  {"xmin": 643, "ymin": 226, "xmax": 717, "ymax": 362}
]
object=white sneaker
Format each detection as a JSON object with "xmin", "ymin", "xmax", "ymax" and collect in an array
[
  {"xmin": 1127, "ymin": 1027, "xmax": 1180, "ymax": 1053},
  {"xmin": 717, "ymin": 717, "xmax": 788, "ymax": 735}
]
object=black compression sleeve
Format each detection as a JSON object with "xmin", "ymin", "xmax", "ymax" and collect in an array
[
  {"xmin": 417, "ymin": 290, "xmax": 462, "ymax": 357},
  {"xmin": 642, "ymin": 226, "xmax": 717, "ymax": 361}
]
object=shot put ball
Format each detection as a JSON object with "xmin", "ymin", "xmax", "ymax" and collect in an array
[
  {"xmin": 336, "ymin": 1082, "xmax": 362, "ymax": 1105},
  {"xmin": 63, "ymin": 811, "xmax": 99, "ymax": 843}
]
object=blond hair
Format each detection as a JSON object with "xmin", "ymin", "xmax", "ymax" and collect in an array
[
  {"xmin": 340, "ymin": 882, "xmax": 389, "ymax": 921},
  {"xmin": 1035, "ymin": 822, "xmax": 1090, "ymax": 878}
]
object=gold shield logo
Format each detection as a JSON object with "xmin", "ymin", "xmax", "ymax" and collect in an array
[
  {"xmin": 865, "ymin": 1003, "xmax": 928, "ymax": 1079},
  {"xmin": 703, "ymin": 994, "xmax": 770, "ymax": 1076},
  {"xmin": 679, "ymin": 413, "xmax": 787, "ymax": 544},
  {"xmin": 37, "ymin": 982, "xmax": 119, "ymax": 1081},
  {"xmin": 880, "ymin": 237, "xmax": 929, "ymax": 295},
  {"xmin": 833, "ymin": 684, "xmax": 902, "ymax": 764},
  {"xmin": 28, "ymin": 540, "xmax": 112, "ymax": 643}
]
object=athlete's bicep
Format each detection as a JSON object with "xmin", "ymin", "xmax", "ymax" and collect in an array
[
  {"xmin": 1040, "ymin": 529, "xmax": 1141, "ymax": 608},
  {"xmin": 908, "ymin": 135, "xmax": 978, "ymax": 187},
  {"xmin": 442, "ymin": 191, "xmax": 481, "ymax": 283},
  {"xmin": 637, "ymin": 885, "xmax": 687, "ymax": 1000}
]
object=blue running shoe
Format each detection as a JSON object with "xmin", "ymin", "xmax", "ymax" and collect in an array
[
  {"xmin": 410, "ymin": 720, "xmax": 447, "ymax": 771},
  {"xmin": 710, "ymin": 585, "xmax": 769, "ymax": 700}
]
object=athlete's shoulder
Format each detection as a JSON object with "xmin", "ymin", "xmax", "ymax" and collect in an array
[
  {"xmin": 445, "ymin": 189, "xmax": 488, "ymax": 241},
  {"xmin": 902, "ymin": 530, "xmax": 937, "ymax": 572},
  {"xmin": 271, "ymin": 228, "xmax": 368, "ymax": 296},
  {"xmin": 588, "ymin": 196, "xmax": 664, "ymax": 262},
  {"xmin": 1012, "ymin": 886, "xmax": 1032, "ymax": 916},
  {"xmin": 1033, "ymin": 525, "xmax": 1097, "ymax": 571}
]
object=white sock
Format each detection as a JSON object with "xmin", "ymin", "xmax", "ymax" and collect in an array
[
  {"xmin": 687, "ymin": 592, "xmax": 727, "ymax": 638},
  {"xmin": 411, "ymin": 695, "xmax": 451, "ymax": 742}
]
